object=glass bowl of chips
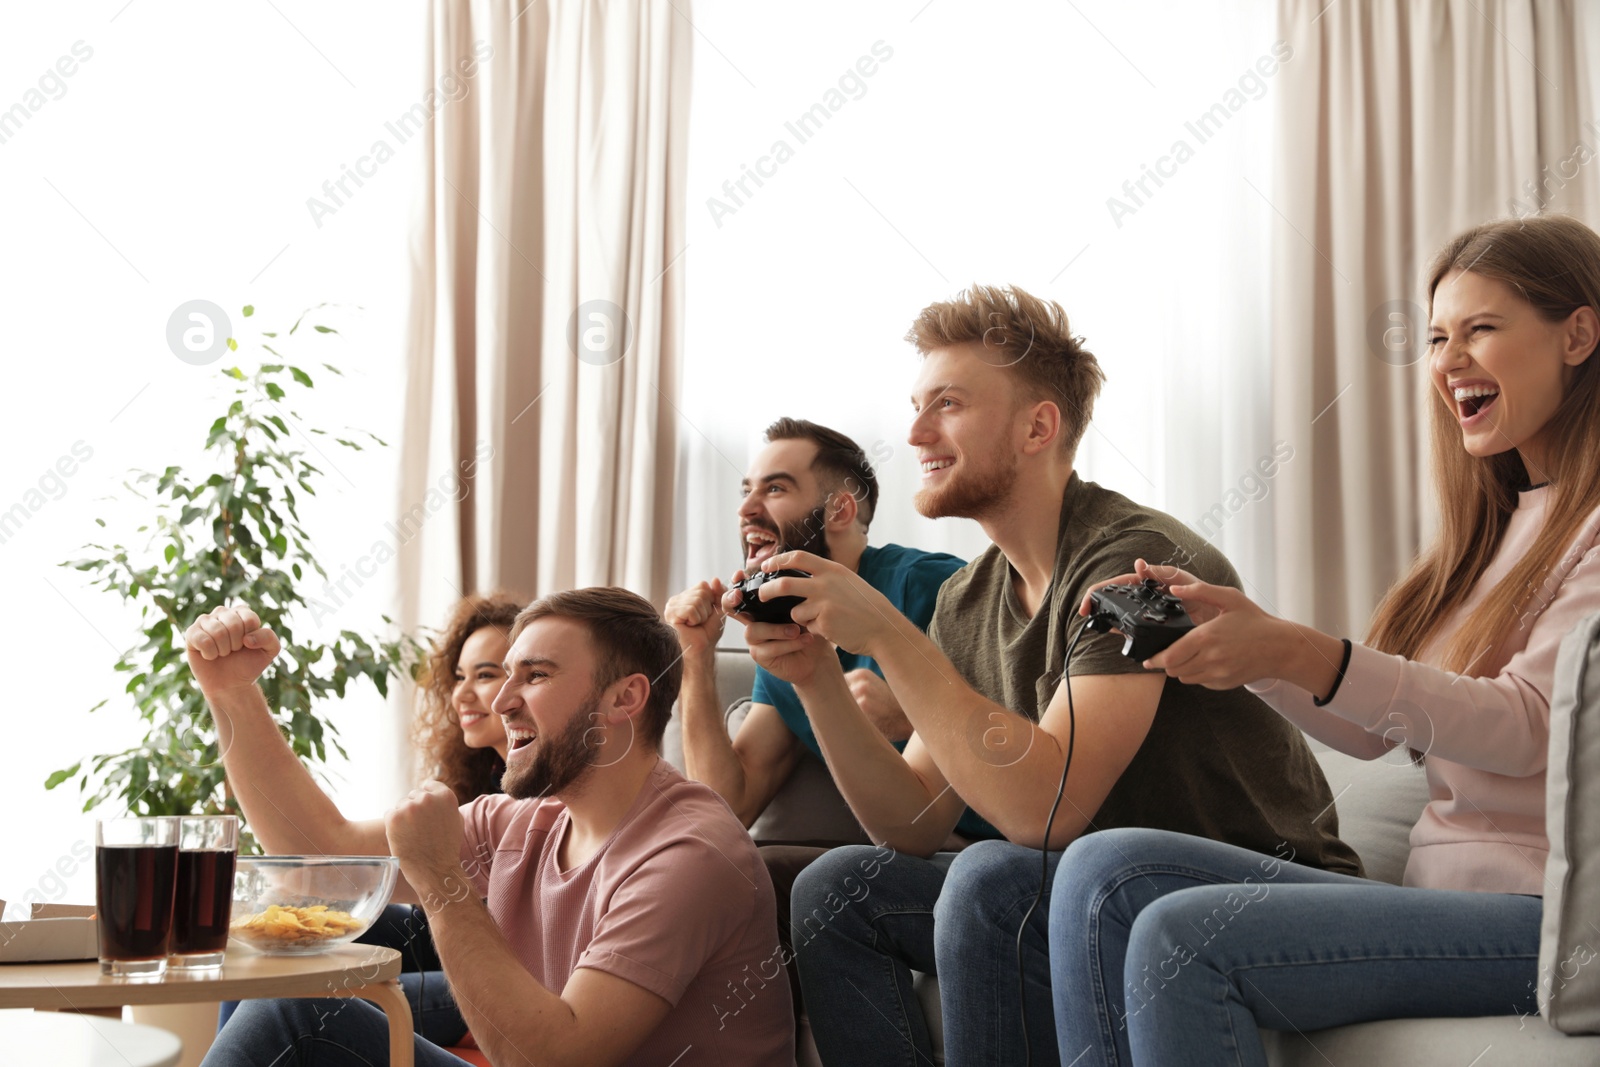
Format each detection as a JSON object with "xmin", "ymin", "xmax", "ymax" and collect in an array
[{"xmin": 230, "ymin": 856, "xmax": 400, "ymax": 955}]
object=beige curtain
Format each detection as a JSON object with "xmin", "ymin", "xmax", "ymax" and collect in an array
[
  {"xmin": 1270, "ymin": 0, "xmax": 1597, "ymax": 637},
  {"xmin": 397, "ymin": 0, "xmax": 690, "ymax": 627}
]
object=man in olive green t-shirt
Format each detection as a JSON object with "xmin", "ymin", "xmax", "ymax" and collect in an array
[
  {"xmin": 722, "ymin": 284, "xmax": 1358, "ymax": 1066},
  {"xmin": 930, "ymin": 470, "xmax": 1351, "ymax": 855}
]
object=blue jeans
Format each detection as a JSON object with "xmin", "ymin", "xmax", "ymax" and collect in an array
[
  {"xmin": 792, "ymin": 846, "xmax": 953, "ymax": 1067},
  {"xmin": 935, "ymin": 840, "xmax": 1062, "ymax": 1065},
  {"xmin": 794, "ymin": 844, "xmax": 1063, "ymax": 1066},
  {"xmin": 1049, "ymin": 827, "xmax": 1543, "ymax": 1067},
  {"xmin": 201, "ymin": 973, "xmax": 471, "ymax": 1066}
]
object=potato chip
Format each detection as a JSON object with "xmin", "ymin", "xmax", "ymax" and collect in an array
[{"xmin": 231, "ymin": 903, "xmax": 365, "ymax": 948}]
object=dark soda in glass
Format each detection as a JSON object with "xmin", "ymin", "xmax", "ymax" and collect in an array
[
  {"xmin": 96, "ymin": 843, "xmax": 178, "ymax": 967},
  {"xmin": 172, "ymin": 848, "xmax": 236, "ymax": 955}
]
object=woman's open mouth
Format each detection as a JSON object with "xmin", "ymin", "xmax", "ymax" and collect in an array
[
  {"xmin": 1454, "ymin": 384, "xmax": 1500, "ymax": 426},
  {"xmin": 459, "ymin": 711, "xmax": 487, "ymax": 729}
]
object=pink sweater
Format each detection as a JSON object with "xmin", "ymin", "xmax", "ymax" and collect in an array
[{"xmin": 1249, "ymin": 486, "xmax": 1600, "ymax": 895}]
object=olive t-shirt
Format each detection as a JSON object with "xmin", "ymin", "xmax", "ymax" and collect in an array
[{"xmin": 929, "ymin": 472, "xmax": 1362, "ymax": 874}]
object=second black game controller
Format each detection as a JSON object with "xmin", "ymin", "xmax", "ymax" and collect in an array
[
  {"xmin": 733, "ymin": 568, "xmax": 812, "ymax": 625},
  {"xmin": 1086, "ymin": 577, "xmax": 1195, "ymax": 662}
]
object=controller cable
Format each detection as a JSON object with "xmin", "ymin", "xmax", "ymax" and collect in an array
[
  {"xmin": 410, "ymin": 906, "xmax": 428, "ymax": 1037},
  {"xmin": 1016, "ymin": 618, "xmax": 1091, "ymax": 1067}
]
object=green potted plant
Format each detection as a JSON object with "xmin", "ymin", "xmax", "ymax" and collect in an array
[{"xmin": 48, "ymin": 304, "xmax": 422, "ymax": 853}]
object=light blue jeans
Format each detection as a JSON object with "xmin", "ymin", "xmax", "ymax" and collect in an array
[{"xmin": 1049, "ymin": 827, "xmax": 1543, "ymax": 1067}]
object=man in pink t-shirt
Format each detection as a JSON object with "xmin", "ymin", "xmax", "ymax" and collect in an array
[{"xmin": 189, "ymin": 587, "xmax": 794, "ymax": 1067}]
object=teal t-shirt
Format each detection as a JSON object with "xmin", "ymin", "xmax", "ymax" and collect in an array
[{"xmin": 751, "ymin": 543, "xmax": 995, "ymax": 840}]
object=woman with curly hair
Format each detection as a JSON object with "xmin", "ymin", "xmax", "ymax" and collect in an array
[
  {"xmin": 412, "ymin": 592, "xmax": 523, "ymax": 802},
  {"xmin": 361, "ymin": 593, "xmax": 522, "ymax": 968}
]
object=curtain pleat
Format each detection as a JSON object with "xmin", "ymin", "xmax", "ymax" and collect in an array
[
  {"xmin": 1271, "ymin": 0, "xmax": 1596, "ymax": 637},
  {"xmin": 393, "ymin": 0, "xmax": 690, "ymax": 783}
]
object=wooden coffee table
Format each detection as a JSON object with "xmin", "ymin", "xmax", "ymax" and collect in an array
[{"xmin": 0, "ymin": 944, "xmax": 414, "ymax": 1067}]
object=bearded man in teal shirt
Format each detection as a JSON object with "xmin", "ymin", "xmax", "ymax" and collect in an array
[{"xmin": 665, "ymin": 417, "xmax": 968, "ymax": 1031}]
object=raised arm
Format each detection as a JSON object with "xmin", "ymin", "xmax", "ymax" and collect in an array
[
  {"xmin": 666, "ymin": 580, "xmax": 803, "ymax": 826},
  {"xmin": 186, "ymin": 606, "xmax": 393, "ymax": 860}
]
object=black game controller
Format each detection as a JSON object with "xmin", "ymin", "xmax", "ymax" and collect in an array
[
  {"xmin": 1086, "ymin": 578, "xmax": 1195, "ymax": 662},
  {"xmin": 733, "ymin": 569, "xmax": 812, "ymax": 625}
]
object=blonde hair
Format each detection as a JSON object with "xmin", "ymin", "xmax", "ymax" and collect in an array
[
  {"xmin": 905, "ymin": 283, "xmax": 1106, "ymax": 456},
  {"xmin": 1367, "ymin": 216, "xmax": 1600, "ymax": 671}
]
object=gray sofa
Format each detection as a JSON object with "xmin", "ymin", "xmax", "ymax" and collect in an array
[{"xmin": 662, "ymin": 648, "xmax": 1600, "ymax": 1065}]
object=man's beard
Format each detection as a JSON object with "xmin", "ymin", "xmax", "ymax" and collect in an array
[
  {"xmin": 501, "ymin": 693, "xmax": 604, "ymax": 801},
  {"xmin": 744, "ymin": 502, "xmax": 833, "ymax": 566},
  {"xmin": 914, "ymin": 446, "xmax": 1019, "ymax": 521}
]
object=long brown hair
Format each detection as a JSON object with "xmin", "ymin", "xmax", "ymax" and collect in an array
[
  {"xmin": 1367, "ymin": 215, "xmax": 1600, "ymax": 672},
  {"xmin": 414, "ymin": 593, "xmax": 523, "ymax": 801}
]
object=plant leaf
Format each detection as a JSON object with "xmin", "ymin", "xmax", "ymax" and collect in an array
[{"xmin": 44, "ymin": 762, "xmax": 82, "ymax": 790}]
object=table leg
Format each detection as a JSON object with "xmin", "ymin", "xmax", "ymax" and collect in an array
[{"xmin": 356, "ymin": 979, "xmax": 415, "ymax": 1067}]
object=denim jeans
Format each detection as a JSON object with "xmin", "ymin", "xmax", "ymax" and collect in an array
[
  {"xmin": 756, "ymin": 843, "xmax": 835, "ymax": 1038},
  {"xmin": 200, "ymin": 974, "xmax": 472, "ymax": 1066},
  {"xmin": 934, "ymin": 839, "xmax": 1062, "ymax": 1065},
  {"xmin": 796, "ymin": 842, "xmax": 1066, "ymax": 1066},
  {"xmin": 791, "ymin": 846, "xmax": 954, "ymax": 1067},
  {"xmin": 1049, "ymin": 827, "xmax": 1542, "ymax": 1067}
]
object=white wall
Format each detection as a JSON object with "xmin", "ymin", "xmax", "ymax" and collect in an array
[
  {"xmin": 673, "ymin": 1, "xmax": 1280, "ymax": 605},
  {"xmin": 0, "ymin": 0, "xmax": 1293, "ymax": 910},
  {"xmin": 0, "ymin": 0, "xmax": 427, "ymax": 911}
]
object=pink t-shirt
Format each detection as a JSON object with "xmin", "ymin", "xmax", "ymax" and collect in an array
[
  {"xmin": 458, "ymin": 758, "xmax": 794, "ymax": 1065},
  {"xmin": 1251, "ymin": 486, "xmax": 1600, "ymax": 895}
]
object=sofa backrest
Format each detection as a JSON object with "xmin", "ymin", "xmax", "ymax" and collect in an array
[
  {"xmin": 1305, "ymin": 743, "xmax": 1430, "ymax": 886},
  {"xmin": 1540, "ymin": 608, "xmax": 1600, "ymax": 1033}
]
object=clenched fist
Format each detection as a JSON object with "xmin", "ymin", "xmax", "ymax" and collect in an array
[
  {"xmin": 387, "ymin": 781, "xmax": 474, "ymax": 909},
  {"xmin": 186, "ymin": 605, "xmax": 280, "ymax": 695},
  {"xmin": 664, "ymin": 578, "xmax": 728, "ymax": 655}
]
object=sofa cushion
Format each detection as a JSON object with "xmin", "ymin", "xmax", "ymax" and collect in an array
[
  {"xmin": 1260, "ymin": 1014, "xmax": 1600, "ymax": 1065},
  {"xmin": 1540, "ymin": 609, "xmax": 1600, "ymax": 1034},
  {"xmin": 1308, "ymin": 742, "xmax": 1429, "ymax": 886},
  {"xmin": 662, "ymin": 649, "xmax": 869, "ymax": 845},
  {"xmin": 662, "ymin": 647, "xmax": 756, "ymax": 774},
  {"xmin": 725, "ymin": 700, "xmax": 871, "ymax": 844}
]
